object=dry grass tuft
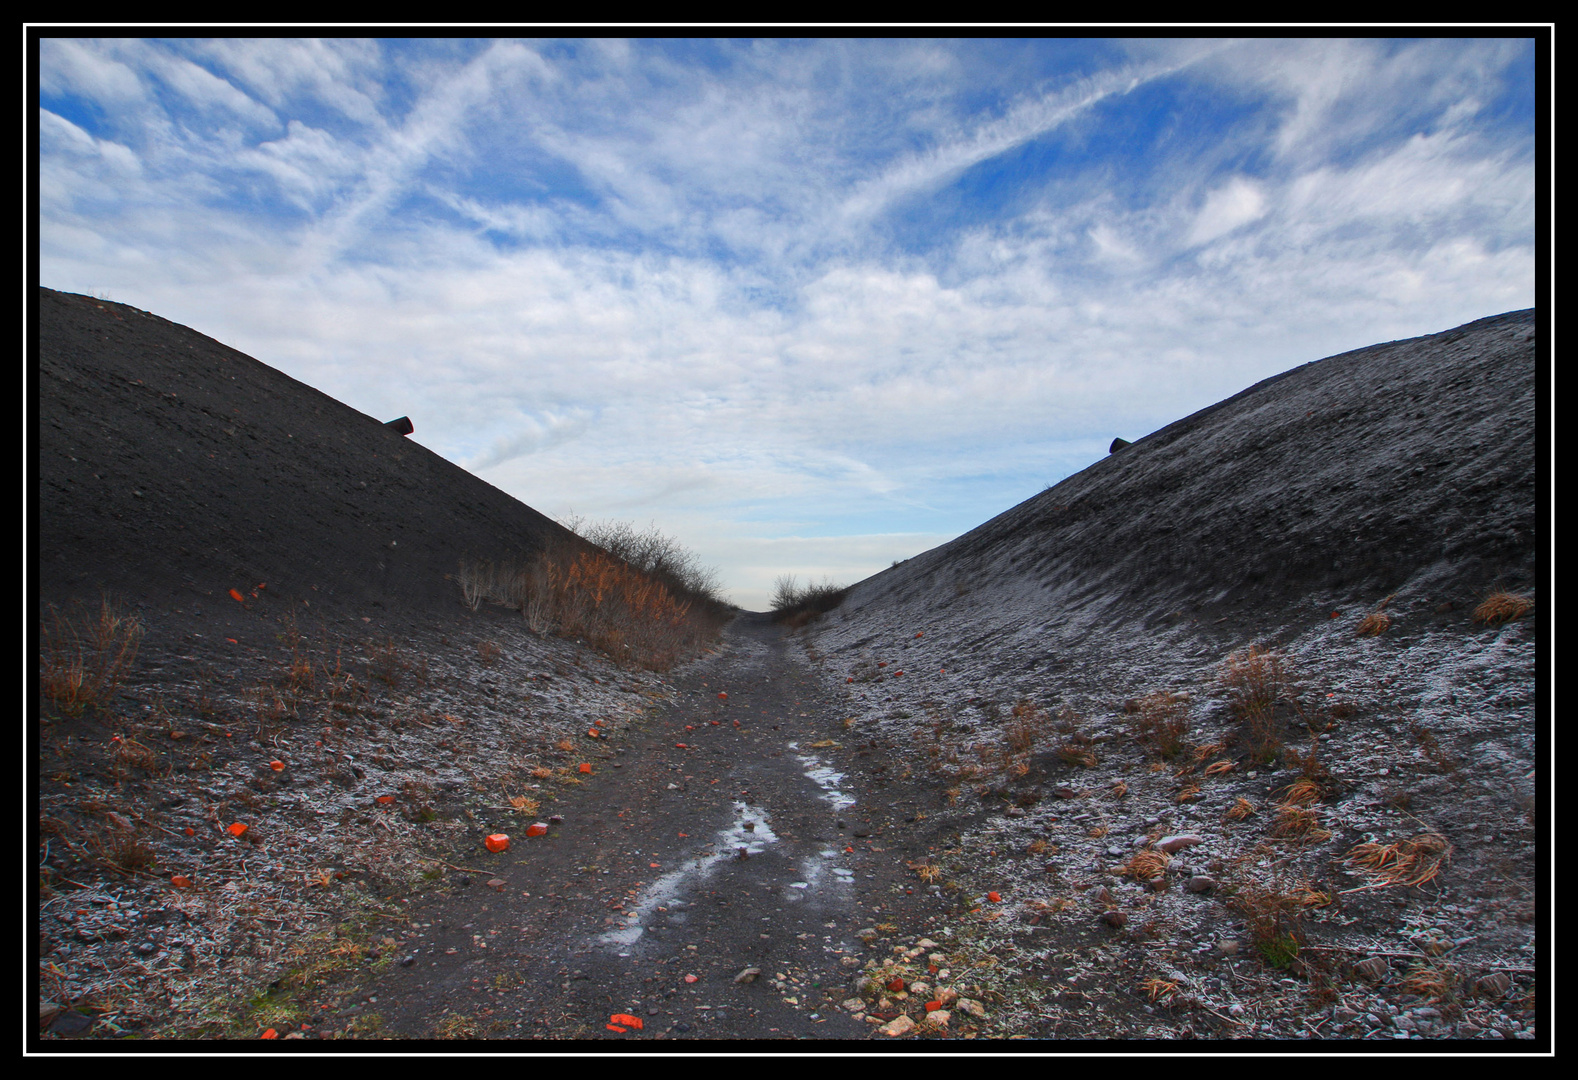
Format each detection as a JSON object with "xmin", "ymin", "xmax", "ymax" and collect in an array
[
  {"xmin": 1343, "ymin": 833, "xmax": 1453, "ymax": 890},
  {"xmin": 1220, "ymin": 645, "xmax": 1288, "ymax": 763},
  {"xmin": 1474, "ymin": 590, "xmax": 1534, "ymax": 626},
  {"xmin": 1129, "ymin": 690, "xmax": 1191, "ymax": 759},
  {"xmin": 910, "ymin": 861, "xmax": 944, "ymax": 883},
  {"xmin": 1269, "ymin": 804, "xmax": 1331, "ymax": 844},
  {"xmin": 1355, "ymin": 611, "xmax": 1391, "ymax": 636},
  {"xmin": 1278, "ymin": 778, "xmax": 1323, "ymax": 806},
  {"xmin": 1140, "ymin": 977, "xmax": 1180, "ymax": 1003},
  {"xmin": 1399, "ymin": 960, "xmax": 1460, "ymax": 1003},
  {"xmin": 1125, "ymin": 848, "xmax": 1170, "ymax": 881},
  {"xmin": 1224, "ymin": 796, "xmax": 1256, "ymax": 822},
  {"xmin": 1057, "ymin": 744, "xmax": 1099, "ymax": 768},
  {"xmin": 40, "ymin": 597, "xmax": 143, "ymax": 717},
  {"xmin": 459, "ymin": 531, "xmax": 729, "ymax": 670}
]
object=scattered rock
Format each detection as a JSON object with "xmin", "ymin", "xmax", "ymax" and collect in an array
[
  {"xmin": 955, "ymin": 998, "xmax": 987, "ymax": 1019},
  {"xmin": 1156, "ymin": 834, "xmax": 1204, "ymax": 854},
  {"xmin": 1101, "ymin": 910, "xmax": 1128, "ymax": 929},
  {"xmin": 1475, "ymin": 972, "xmax": 1512, "ymax": 998},
  {"xmin": 733, "ymin": 967, "xmax": 761, "ymax": 984},
  {"xmin": 880, "ymin": 1014, "xmax": 915, "ymax": 1037},
  {"xmin": 1185, "ymin": 875, "xmax": 1217, "ymax": 893},
  {"xmin": 1354, "ymin": 957, "xmax": 1390, "ymax": 983}
]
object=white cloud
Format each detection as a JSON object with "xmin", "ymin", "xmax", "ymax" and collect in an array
[
  {"xmin": 36, "ymin": 38, "xmax": 1537, "ymax": 601},
  {"xmin": 1187, "ymin": 176, "xmax": 1268, "ymax": 247}
]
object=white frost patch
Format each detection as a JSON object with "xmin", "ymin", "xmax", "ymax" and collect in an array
[
  {"xmin": 599, "ymin": 800, "xmax": 778, "ymax": 947},
  {"xmin": 789, "ymin": 743, "xmax": 857, "ymax": 811}
]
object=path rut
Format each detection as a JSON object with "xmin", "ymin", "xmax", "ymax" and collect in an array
[{"xmin": 365, "ymin": 613, "xmax": 953, "ymax": 1041}]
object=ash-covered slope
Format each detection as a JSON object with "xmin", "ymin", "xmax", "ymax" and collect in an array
[
  {"xmin": 36, "ymin": 287, "xmax": 575, "ymax": 624},
  {"xmin": 836, "ymin": 309, "xmax": 1537, "ymax": 643}
]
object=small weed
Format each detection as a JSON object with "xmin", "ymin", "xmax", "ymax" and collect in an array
[
  {"xmin": 1409, "ymin": 722, "xmax": 1459, "ymax": 774},
  {"xmin": 1277, "ymin": 778, "xmax": 1324, "ymax": 806},
  {"xmin": 1226, "ymin": 867, "xmax": 1309, "ymax": 972},
  {"xmin": 1257, "ymin": 932, "xmax": 1303, "ymax": 970},
  {"xmin": 477, "ymin": 640, "xmax": 502, "ymax": 666},
  {"xmin": 1005, "ymin": 700, "xmax": 1040, "ymax": 753},
  {"xmin": 1056, "ymin": 744, "xmax": 1098, "ymax": 768}
]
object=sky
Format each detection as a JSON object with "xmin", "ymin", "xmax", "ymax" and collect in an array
[{"xmin": 34, "ymin": 35, "xmax": 1541, "ymax": 610}]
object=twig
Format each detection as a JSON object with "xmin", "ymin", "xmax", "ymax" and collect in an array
[{"xmin": 444, "ymin": 862, "xmax": 493, "ymax": 875}]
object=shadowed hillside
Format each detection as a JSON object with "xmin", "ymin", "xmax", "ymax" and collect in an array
[{"xmin": 37, "ymin": 286, "xmax": 578, "ymax": 628}]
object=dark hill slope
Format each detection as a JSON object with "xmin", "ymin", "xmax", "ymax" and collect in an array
[
  {"xmin": 837, "ymin": 308, "xmax": 1538, "ymax": 637},
  {"xmin": 36, "ymin": 287, "xmax": 575, "ymax": 626}
]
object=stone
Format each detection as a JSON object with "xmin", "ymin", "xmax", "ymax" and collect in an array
[
  {"xmin": 956, "ymin": 998, "xmax": 987, "ymax": 1018},
  {"xmin": 1354, "ymin": 957, "xmax": 1390, "ymax": 983},
  {"xmin": 1102, "ymin": 910, "xmax": 1128, "ymax": 929},
  {"xmin": 1475, "ymin": 971, "xmax": 1512, "ymax": 998},
  {"xmin": 881, "ymin": 1014, "xmax": 915, "ymax": 1036},
  {"xmin": 733, "ymin": 967, "xmax": 761, "ymax": 984},
  {"xmin": 1185, "ymin": 875, "xmax": 1217, "ymax": 893},
  {"xmin": 1157, "ymin": 834, "xmax": 1204, "ymax": 854}
]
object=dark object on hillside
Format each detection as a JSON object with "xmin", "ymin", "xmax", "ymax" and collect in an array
[
  {"xmin": 1109, "ymin": 437, "xmax": 1131, "ymax": 453},
  {"xmin": 385, "ymin": 416, "xmax": 414, "ymax": 436}
]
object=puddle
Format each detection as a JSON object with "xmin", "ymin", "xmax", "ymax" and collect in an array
[{"xmin": 598, "ymin": 801, "xmax": 778, "ymax": 947}]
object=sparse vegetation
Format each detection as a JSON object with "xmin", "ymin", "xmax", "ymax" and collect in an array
[{"xmin": 457, "ymin": 521, "xmax": 732, "ymax": 670}]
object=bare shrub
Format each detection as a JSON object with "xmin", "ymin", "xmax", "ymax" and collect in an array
[{"xmin": 770, "ymin": 574, "xmax": 851, "ymax": 623}]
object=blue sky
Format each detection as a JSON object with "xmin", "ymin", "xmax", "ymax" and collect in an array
[{"xmin": 36, "ymin": 36, "xmax": 1540, "ymax": 609}]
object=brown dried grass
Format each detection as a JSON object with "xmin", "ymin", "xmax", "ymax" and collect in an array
[
  {"xmin": 1125, "ymin": 848, "xmax": 1170, "ymax": 880},
  {"xmin": 1343, "ymin": 833, "xmax": 1453, "ymax": 890},
  {"xmin": 40, "ymin": 597, "xmax": 143, "ymax": 717},
  {"xmin": 1474, "ymin": 591, "xmax": 1534, "ymax": 626}
]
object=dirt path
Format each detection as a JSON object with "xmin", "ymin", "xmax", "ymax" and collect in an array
[{"xmin": 361, "ymin": 613, "xmax": 956, "ymax": 1041}]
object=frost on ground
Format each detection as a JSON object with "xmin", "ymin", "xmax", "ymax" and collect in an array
[
  {"xmin": 37, "ymin": 612, "xmax": 685, "ymax": 1038},
  {"xmin": 801, "ymin": 310, "xmax": 1540, "ymax": 1041}
]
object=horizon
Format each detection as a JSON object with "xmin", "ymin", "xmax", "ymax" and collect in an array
[{"xmin": 36, "ymin": 35, "xmax": 1540, "ymax": 609}]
